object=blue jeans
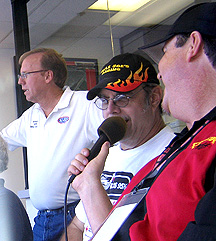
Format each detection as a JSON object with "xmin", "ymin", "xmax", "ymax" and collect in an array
[{"xmin": 33, "ymin": 200, "xmax": 79, "ymax": 241}]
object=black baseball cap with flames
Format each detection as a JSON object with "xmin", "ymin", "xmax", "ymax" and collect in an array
[{"xmin": 87, "ymin": 53, "xmax": 159, "ymax": 100}]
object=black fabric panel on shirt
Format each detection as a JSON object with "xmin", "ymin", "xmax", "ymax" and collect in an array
[{"xmin": 204, "ymin": 157, "xmax": 216, "ymax": 192}]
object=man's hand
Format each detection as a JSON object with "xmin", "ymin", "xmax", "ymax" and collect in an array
[
  {"xmin": 68, "ymin": 141, "xmax": 110, "ymax": 193},
  {"xmin": 67, "ymin": 142, "xmax": 112, "ymax": 234},
  {"xmin": 68, "ymin": 148, "xmax": 91, "ymax": 176}
]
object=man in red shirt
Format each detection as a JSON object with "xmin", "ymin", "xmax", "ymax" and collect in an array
[{"xmin": 69, "ymin": 3, "xmax": 216, "ymax": 240}]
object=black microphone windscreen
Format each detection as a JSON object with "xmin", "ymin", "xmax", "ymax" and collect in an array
[
  {"xmin": 97, "ymin": 116, "xmax": 127, "ymax": 145},
  {"xmin": 68, "ymin": 116, "xmax": 127, "ymax": 184}
]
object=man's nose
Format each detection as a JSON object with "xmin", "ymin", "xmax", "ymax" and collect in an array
[
  {"xmin": 18, "ymin": 76, "xmax": 24, "ymax": 85},
  {"xmin": 106, "ymin": 100, "xmax": 121, "ymax": 115}
]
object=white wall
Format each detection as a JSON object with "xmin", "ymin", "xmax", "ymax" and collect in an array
[{"xmin": 0, "ymin": 49, "xmax": 25, "ymax": 197}]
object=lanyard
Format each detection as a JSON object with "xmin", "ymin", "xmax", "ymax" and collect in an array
[{"xmin": 132, "ymin": 119, "xmax": 212, "ymax": 193}]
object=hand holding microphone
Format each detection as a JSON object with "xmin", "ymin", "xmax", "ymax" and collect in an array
[
  {"xmin": 68, "ymin": 116, "xmax": 127, "ymax": 184},
  {"xmin": 64, "ymin": 117, "xmax": 127, "ymax": 241}
]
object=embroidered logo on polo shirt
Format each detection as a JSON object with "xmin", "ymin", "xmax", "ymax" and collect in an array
[
  {"xmin": 30, "ymin": 121, "xmax": 38, "ymax": 128},
  {"xmin": 84, "ymin": 225, "xmax": 92, "ymax": 239},
  {"xmin": 192, "ymin": 137, "xmax": 216, "ymax": 150},
  {"xmin": 57, "ymin": 116, "xmax": 69, "ymax": 124}
]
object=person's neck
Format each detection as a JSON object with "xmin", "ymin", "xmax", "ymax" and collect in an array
[
  {"xmin": 39, "ymin": 88, "xmax": 64, "ymax": 117},
  {"xmin": 185, "ymin": 63, "xmax": 216, "ymax": 129},
  {"xmin": 120, "ymin": 118, "xmax": 166, "ymax": 151},
  {"xmin": 186, "ymin": 103, "xmax": 216, "ymax": 130}
]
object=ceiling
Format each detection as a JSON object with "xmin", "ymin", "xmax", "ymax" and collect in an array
[{"xmin": 0, "ymin": 0, "xmax": 215, "ymax": 59}]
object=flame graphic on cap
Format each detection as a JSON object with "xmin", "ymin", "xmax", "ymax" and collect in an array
[{"xmin": 106, "ymin": 63, "xmax": 149, "ymax": 92}]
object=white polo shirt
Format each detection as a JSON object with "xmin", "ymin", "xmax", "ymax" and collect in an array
[{"xmin": 1, "ymin": 87, "xmax": 104, "ymax": 210}]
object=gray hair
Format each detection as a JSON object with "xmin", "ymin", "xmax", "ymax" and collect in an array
[{"xmin": 0, "ymin": 136, "xmax": 8, "ymax": 173}]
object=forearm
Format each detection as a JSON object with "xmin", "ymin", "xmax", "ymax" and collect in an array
[
  {"xmin": 79, "ymin": 178, "xmax": 113, "ymax": 234},
  {"xmin": 71, "ymin": 142, "xmax": 112, "ymax": 234}
]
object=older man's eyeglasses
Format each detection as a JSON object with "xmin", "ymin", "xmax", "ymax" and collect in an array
[
  {"xmin": 94, "ymin": 87, "xmax": 144, "ymax": 110},
  {"xmin": 18, "ymin": 70, "xmax": 48, "ymax": 79}
]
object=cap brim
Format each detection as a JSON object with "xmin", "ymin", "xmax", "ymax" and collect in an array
[
  {"xmin": 87, "ymin": 75, "xmax": 133, "ymax": 100},
  {"xmin": 138, "ymin": 33, "xmax": 174, "ymax": 50},
  {"xmin": 87, "ymin": 88, "xmax": 101, "ymax": 100}
]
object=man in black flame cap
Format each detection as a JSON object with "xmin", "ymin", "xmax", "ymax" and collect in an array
[
  {"xmin": 63, "ymin": 53, "xmax": 175, "ymax": 241},
  {"xmin": 66, "ymin": 2, "xmax": 216, "ymax": 241}
]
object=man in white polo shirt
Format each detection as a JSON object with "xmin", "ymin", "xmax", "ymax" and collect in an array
[{"xmin": 1, "ymin": 48, "xmax": 104, "ymax": 240}]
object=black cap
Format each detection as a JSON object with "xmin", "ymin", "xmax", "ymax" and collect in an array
[
  {"xmin": 87, "ymin": 53, "xmax": 159, "ymax": 100},
  {"xmin": 139, "ymin": 2, "xmax": 216, "ymax": 50}
]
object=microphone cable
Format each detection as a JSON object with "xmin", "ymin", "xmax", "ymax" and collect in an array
[
  {"xmin": 63, "ymin": 116, "xmax": 127, "ymax": 240},
  {"xmin": 64, "ymin": 179, "xmax": 71, "ymax": 241}
]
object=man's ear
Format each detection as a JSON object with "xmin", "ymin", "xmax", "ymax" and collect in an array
[
  {"xmin": 150, "ymin": 85, "xmax": 163, "ymax": 109},
  {"xmin": 45, "ymin": 70, "xmax": 54, "ymax": 83},
  {"xmin": 186, "ymin": 31, "xmax": 203, "ymax": 62}
]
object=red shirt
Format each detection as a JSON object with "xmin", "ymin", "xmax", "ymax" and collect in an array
[{"xmin": 114, "ymin": 118, "xmax": 216, "ymax": 241}]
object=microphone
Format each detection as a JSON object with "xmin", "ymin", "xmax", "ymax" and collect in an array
[{"xmin": 68, "ymin": 116, "xmax": 127, "ymax": 183}]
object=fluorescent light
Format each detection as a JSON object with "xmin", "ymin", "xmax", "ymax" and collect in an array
[
  {"xmin": 103, "ymin": 0, "xmax": 194, "ymax": 27},
  {"xmin": 89, "ymin": 0, "xmax": 151, "ymax": 12}
]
